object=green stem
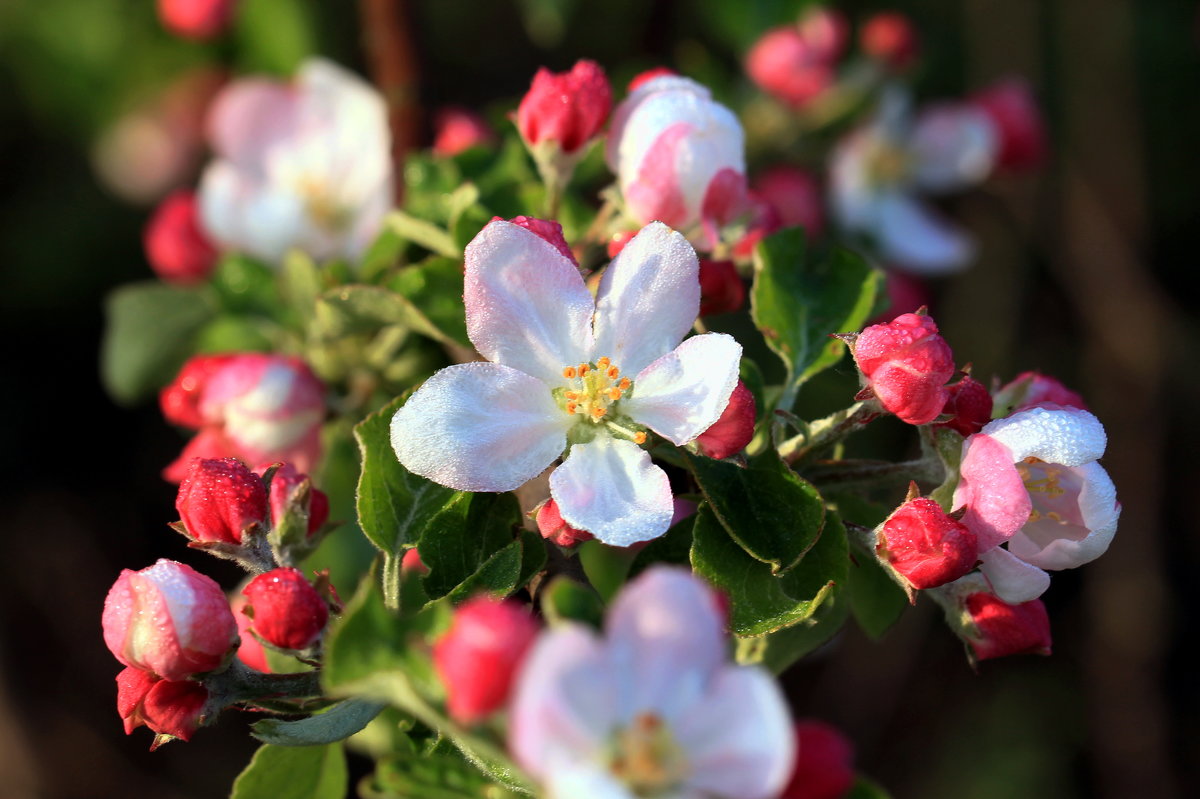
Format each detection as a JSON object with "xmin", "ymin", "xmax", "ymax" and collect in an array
[
  {"xmin": 778, "ymin": 402, "xmax": 875, "ymax": 464},
  {"xmin": 805, "ymin": 456, "xmax": 944, "ymax": 491}
]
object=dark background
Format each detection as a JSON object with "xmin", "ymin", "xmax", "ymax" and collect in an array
[{"xmin": 1, "ymin": 0, "xmax": 1197, "ymax": 796}]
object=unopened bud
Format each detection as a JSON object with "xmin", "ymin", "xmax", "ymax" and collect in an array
[
  {"xmin": 175, "ymin": 457, "xmax": 269, "ymax": 544},
  {"xmin": 516, "ymin": 60, "xmax": 612, "ymax": 154},
  {"xmin": 257, "ymin": 462, "xmax": 330, "ymax": 537},
  {"xmin": 695, "ymin": 380, "xmax": 756, "ymax": 460},
  {"xmin": 102, "ymin": 559, "xmax": 239, "ymax": 681},
  {"xmin": 992, "ymin": 370, "xmax": 1086, "ymax": 416},
  {"xmin": 157, "ymin": 0, "xmax": 237, "ymax": 40},
  {"xmin": 159, "ymin": 354, "xmax": 236, "ymax": 429},
  {"xmin": 433, "ymin": 597, "xmax": 539, "ymax": 724},
  {"xmin": 241, "ymin": 568, "xmax": 330, "ymax": 651},
  {"xmin": 231, "ymin": 595, "xmax": 270, "ymax": 672},
  {"xmin": 401, "ymin": 547, "xmax": 429, "ymax": 575},
  {"xmin": 144, "ymin": 190, "xmax": 218, "ymax": 285},
  {"xmin": 963, "ymin": 591, "xmax": 1052, "ymax": 662},
  {"xmin": 852, "ymin": 312, "xmax": 956, "ymax": 425},
  {"xmin": 432, "ymin": 106, "xmax": 494, "ymax": 157},
  {"xmin": 860, "ymin": 12, "xmax": 920, "ymax": 70},
  {"xmin": 117, "ymin": 667, "xmax": 209, "ymax": 743},
  {"xmin": 939, "ymin": 375, "xmax": 993, "ymax": 437},
  {"xmin": 781, "ymin": 719, "xmax": 856, "ymax": 799},
  {"xmin": 877, "ymin": 498, "xmax": 978, "ymax": 591},
  {"xmin": 971, "ymin": 78, "xmax": 1046, "ymax": 172},
  {"xmin": 536, "ymin": 499, "xmax": 594, "ymax": 548},
  {"xmin": 698, "ymin": 259, "xmax": 746, "ymax": 317},
  {"xmin": 495, "ymin": 215, "xmax": 577, "ymax": 266}
]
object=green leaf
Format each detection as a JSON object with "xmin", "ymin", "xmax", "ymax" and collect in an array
[
  {"xmin": 846, "ymin": 541, "xmax": 909, "ymax": 640},
  {"xmin": 419, "ymin": 492, "xmax": 540, "ymax": 601},
  {"xmin": 362, "ymin": 749, "xmax": 498, "ymax": 799},
  {"xmin": 540, "ymin": 576, "xmax": 604, "ymax": 628},
  {"xmin": 251, "ymin": 700, "xmax": 387, "ymax": 747},
  {"xmin": 685, "ymin": 450, "xmax": 825, "ymax": 574},
  {"xmin": 386, "ymin": 211, "xmax": 461, "ymax": 258},
  {"xmin": 101, "ymin": 281, "xmax": 215, "ymax": 404},
  {"xmin": 279, "ymin": 250, "xmax": 324, "ymax": 326},
  {"xmin": 735, "ymin": 591, "xmax": 851, "ymax": 674},
  {"xmin": 847, "ymin": 775, "xmax": 894, "ymax": 799},
  {"xmin": 691, "ymin": 503, "xmax": 848, "ymax": 637},
  {"xmin": 212, "ymin": 254, "xmax": 283, "ymax": 316},
  {"xmin": 750, "ymin": 229, "xmax": 882, "ymax": 393},
  {"xmin": 353, "ymin": 394, "xmax": 461, "ymax": 608},
  {"xmin": 387, "ymin": 257, "xmax": 471, "ymax": 348},
  {"xmin": 230, "ymin": 743, "xmax": 347, "ymax": 799},
  {"xmin": 315, "ymin": 285, "xmax": 409, "ymax": 338}
]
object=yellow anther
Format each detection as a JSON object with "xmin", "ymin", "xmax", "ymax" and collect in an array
[
  {"xmin": 566, "ymin": 402, "xmax": 578, "ymax": 415},
  {"xmin": 619, "ymin": 377, "xmax": 632, "ymax": 390},
  {"xmin": 591, "ymin": 407, "xmax": 607, "ymax": 420},
  {"xmin": 578, "ymin": 363, "xmax": 590, "ymax": 375},
  {"xmin": 597, "ymin": 356, "xmax": 611, "ymax": 368},
  {"xmin": 607, "ymin": 387, "xmax": 623, "ymax": 401},
  {"xmin": 564, "ymin": 390, "xmax": 579, "ymax": 400},
  {"xmin": 634, "ymin": 432, "xmax": 647, "ymax": 445},
  {"xmin": 563, "ymin": 366, "xmax": 577, "ymax": 379},
  {"xmin": 607, "ymin": 366, "xmax": 620, "ymax": 379}
]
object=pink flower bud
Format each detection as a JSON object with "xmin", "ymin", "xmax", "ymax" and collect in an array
[
  {"xmin": 993, "ymin": 371, "xmax": 1086, "ymax": 416},
  {"xmin": 401, "ymin": 547, "xmax": 429, "ymax": 575},
  {"xmin": 853, "ymin": 312, "xmax": 956, "ymax": 425},
  {"xmin": 144, "ymin": 190, "xmax": 218, "ymax": 285},
  {"xmin": 753, "ymin": 166, "xmax": 825, "ymax": 236},
  {"xmin": 964, "ymin": 591, "xmax": 1052, "ymax": 661},
  {"xmin": 627, "ymin": 67, "xmax": 676, "ymax": 93},
  {"xmin": 432, "ymin": 106, "xmax": 494, "ymax": 157},
  {"xmin": 860, "ymin": 12, "xmax": 920, "ymax": 70},
  {"xmin": 257, "ymin": 462, "xmax": 329, "ymax": 536},
  {"xmin": 117, "ymin": 667, "xmax": 209, "ymax": 741},
  {"xmin": 747, "ymin": 9, "xmax": 846, "ymax": 109},
  {"xmin": 158, "ymin": 0, "xmax": 237, "ymax": 40},
  {"xmin": 493, "ymin": 215, "xmax": 577, "ymax": 266},
  {"xmin": 102, "ymin": 560, "xmax": 239, "ymax": 681},
  {"xmin": 695, "ymin": 380, "xmax": 756, "ymax": 460},
  {"xmin": 241, "ymin": 568, "xmax": 330, "ymax": 651},
  {"xmin": 781, "ymin": 720, "xmax": 855, "ymax": 799},
  {"xmin": 971, "ymin": 78, "xmax": 1046, "ymax": 172},
  {"xmin": 231, "ymin": 596, "xmax": 270, "ymax": 672},
  {"xmin": 160, "ymin": 354, "xmax": 236, "ymax": 429},
  {"xmin": 536, "ymin": 498, "xmax": 594, "ymax": 548},
  {"xmin": 939, "ymin": 375, "xmax": 994, "ymax": 437},
  {"xmin": 433, "ymin": 597, "xmax": 539, "ymax": 724},
  {"xmin": 606, "ymin": 229, "xmax": 637, "ymax": 258},
  {"xmin": 878, "ymin": 498, "xmax": 978, "ymax": 590},
  {"xmin": 516, "ymin": 60, "xmax": 612, "ymax": 154},
  {"xmin": 175, "ymin": 457, "xmax": 269, "ymax": 544},
  {"xmin": 698, "ymin": 259, "xmax": 746, "ymax": 317}
]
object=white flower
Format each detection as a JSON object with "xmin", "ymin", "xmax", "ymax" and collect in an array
[
  {"xmin": 830, "ymin": 88, "xmax": 997, "ymax": 275},
  {"xmin": 606, "ymin": 75, "xmax": 747, "ymax": 244},
  {"xmin": 509, "ymin": 567, "xmax": 795, "ymax": 799},
  {"xmin": 390, "ymin": 220, "xmax": 741, "ymax": 546},
  {"xmin": 198, "ymin": 58, "xmax": 393, "ymax": 264},
  {"xmin": 952, "ymin": 406, "xmax": 1120, "ymax": 603}
]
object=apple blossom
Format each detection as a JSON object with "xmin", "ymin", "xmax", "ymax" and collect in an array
[
  {"xmin": 606, "ymin": 75, "xmax": 747, "ymax": 246},
  {"xmin": 102, "ymin": 559, "xmax": 240, "ymax": 681},
  {"xmin": 433, "ymin": 597, "xmax": 539, "ymax": 725},
  {"xmin": 390, "ymin": 220, "xmax": 741, "ymax": 546},
  {"xmin": 175, "ymin": 457, "xmax": 269, "ymax": 545},
  {"xmin": 781, "ymin": 720, "xmax": 856, "ymax": 799},
  {"xmin": 509, "ymin": 567, "xmax": 795, "ymax": 799},
  {"xmin": 162, "ymin": 353, "xmax": 326, "ymax": 483},
  {"xmin": 830, "ymin": 89, "xmax": 997, "ymax": 274},
  {"xmin": 953, "ymin": 406, "xmax": 1119, "ymax": 603},
  {"xmin": 198, "ymin": 58, "xmax": 393, "ymax": 264},
  {"xmin": 241, "ymin": 568, "xmax": 330, "ymax": 651},
  {"xmin": 852, "ymin": 312, "xmax": 956, "ymax": 425},
  {"xmin": 144, "ymin": 190, "xmax": 218, "ymax": 285},
  {"xmin": 876, "ymin": 497, "xmax": 978, "ymax": 591}
]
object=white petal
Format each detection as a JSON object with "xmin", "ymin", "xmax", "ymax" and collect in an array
[
  {"xmin": 550, "ymin": 437, "xmax": 674, "ymax": 547},
  {"xmin": 828, "ymin": 130, "xmax": 879, "ymax": 232},
  {"xmin": 207, "ymin": 78, "xmax": 298, "ymax": 170},
  {"xmin": 390, "ymin": 362, "xmax": 569, "ymax": 492},
  {"xmin": 509, "ymin": 625, "xmax": 616, "ymax": 780},
  {"xmin": 982, "ymin": 406, "xmax": 1107, "ymax": 466},
  {"xmin": 604, "ymin": 568, "xmax": 727, "ymax": 722},
  {"xmin": 464, "ymin": 221, "xmax": 594, "ymax": 384},
  {"xmin": 623, "ymin": 333, "xmax": 741, "ymax": 445},
  {"xmin": 198, "ymin": 162, "xmax": 308, "ymax": 264},
  {"xmin": 675, "ymin": 667, "xmax": 796, "ymax": 799},
  {"xmin": 546, "ymin": 767, "xmax": 636, "ymax": 799},
  {"xmin": 1008, "ymin": 461, "xmax": 1120, "ymax": 570},
  {"xmin": 876, "ymin": 192, "xmax": 974, "ymax": 275},
  {"xmin": 592, "ymin": 222, "xmax": 701, "ymax": 376},
  {"xmin": 979, "ymin": 547, "xmax": 1051, "ymax": 603},
  {"xmin": 910, "ymin": 104, "xmax": 998, "ymax": 193}
]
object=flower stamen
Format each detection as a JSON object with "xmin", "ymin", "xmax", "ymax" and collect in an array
[{"xmin": 559, "ymin": 356, "xmax": 635, "ymax": 424}]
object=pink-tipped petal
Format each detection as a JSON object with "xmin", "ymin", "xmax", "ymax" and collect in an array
[
  {"xmin": 464, "ymin": 221, "xmax": 594, "ymax": 384},
  {"xmin": 390, "ymin": 362, "xmax": 570, "ymax": 492},
  {"xmin": 550, "ymin": 437, "xmax": 673, "ymax": 547},
  {"xmin": 954, "ymin": 433, "xmax": 1032, "ymax": 551},
  {"xmin": 622, "ymin": 333, "xmax": 741, "ymax": 445}
]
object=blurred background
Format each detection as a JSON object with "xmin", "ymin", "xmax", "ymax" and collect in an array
[{"xmin": 1, "ymin": 0, "xmax": 1196, "ymax": 796}]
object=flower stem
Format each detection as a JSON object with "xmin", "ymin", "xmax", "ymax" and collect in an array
[{"xmin": 778, "ymin": 401, "xmax": 875, "ymax": 464}]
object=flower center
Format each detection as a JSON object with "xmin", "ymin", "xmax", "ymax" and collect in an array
[
  {"xmin": 558, "ymin": 357, "xmax": 642, "ymax": 436},
  {"xmin": 1017, "ymin": 457, "xmax": 1086, "ymax": 528},
  {"xmin": 296, "ymin": 176, "xmax": 349, "ymax": 231},
  {"xmin": 865, "ymin": 139, "xmax": 912, "ymax": 186},
  {"xmin": 608, "ymin": 712, "xmax": 687, "ymax": 796}
]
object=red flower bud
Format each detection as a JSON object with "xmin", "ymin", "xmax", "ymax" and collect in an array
[
  {"xmin": 102, "ymin": 560, "xmax": 239, "ymax": 681},
  {"xmin": 231, "ymin": 595, "xmax": 269, "ymax": 672},
  {"xmin": 695, "ymin": 380, "xmax": 756, "ymax": 460},
  {"xmin": 753, "ymin": 166, "xmax": 825, "ymax": 236},
  {"xmin": 878, "ymin": 498, "xmax": 978, "ymax": 590},
  {"xmin": 746, "ymin": 9, "xmax": 846, "ymax": 109},
  {"xmin": 157, "ymin": 0, "xmax": 237, "ymax": 40},
  {"xmin": 853, "ymin": 312, "xmax": 956, "ymax": 425},
  {"xmin": 627, "ymin": 67, "xmax": 676, "ymax": 93},
  {"xmin": 401, "ymin": 547, "xmax": 429, "ymax": 575},
  {"xmin": 176, "ymin": 457, "xmax": 269, "ymax": 544},
  {"xmin": 964, "ymin": 591, "xmax": 1052, "ymax": 661},
  {"xmin": 971, "ymin": 78, "xmax": 1046, "ymax": 172},
  {"xmin": 432, "ymin": 106, "xmax": 494, "ymax": 157},
  {"xmin": 433, "ymin": 597, "xmax": 539, "ymax": 724},
  {"xmin": 241, "ymin": 568, "xmax": 330, "ymax": 651},
  {"xmin": 516, "ymin": 60, "xmax": 612, "ymax": 154},
  {"xmin": 606, "ymin": 229, "xmax": 637, "ymax": 259},
  {"xmin": 860, "ymin": 12, "xmax": 920, "ymax": 70},
  {"xmin": 495, "ymin": 215, "xmax": 577, "ymax": 266},
  {"xmin": 696, "ymin": 259, "xmax": 746, "ymax": 317},
  {"xmin": 536, "ymin": 498, "xmax": 594, "ymax": 548},
  {"xmin": 159, "ymin": 354, "xmax": 236, "ymax": 429},
  {"xmin": 781, "ymin": 720, "xmax": 856, "ymax": 799},
  {"xmin": 144, "ymin": 190, "xmax": 218, "ymax": 285},
  {"xmin": 117, "ymin": 667, "xmax": 208, "ymax": 742},
  {"xmin": 939, "ymin": 375, "xmax": 994, "ymax": 437},
  {"xmin": 257, "ymin": 462, "xmax": 329, "ymax": 536}
]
